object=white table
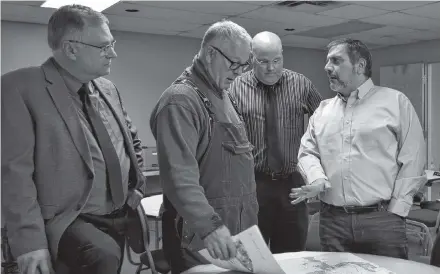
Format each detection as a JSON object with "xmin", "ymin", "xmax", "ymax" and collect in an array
[
  {"xmin": 425, "ymin": 170, "xmax": 440, "ymax": 201},
  {"xmin": 143, "ymin": 170, "xmax": 159, "ymax": 177},
  {"xmin": 183, "ymin": 251, "xmax": 440, "ymax": 274}
]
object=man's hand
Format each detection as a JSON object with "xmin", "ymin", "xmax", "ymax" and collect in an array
[
  {"xmin": 203, "ymin": 225, "xmax": 236, "ymax": 261},
  {"xmin": 127, "ymin": 189, "xmax": 144, "ymax": 209},
  {"xmin": 17, "ymin": 249, "xmax": 54, "ymax": 274},
  {"xmin": 290, "ymin": 179, "xmax": 327, "ymax": 205}
]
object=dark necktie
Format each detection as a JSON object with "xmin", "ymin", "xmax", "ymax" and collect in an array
[
  {"xmin": 79, "ymin": 83, "xmax": 125, "ymax": 208},
  {"xmin": 265, "ymin": 89, "xmax": 283, "ymax": 173}
]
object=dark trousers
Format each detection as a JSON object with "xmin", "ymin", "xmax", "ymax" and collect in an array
[
  {"xmin": 430, "ymin": 232, "xmax": 440, "ymax": 267},
  {"xmin": 319, "ymin": 202, "xmax": 408, "ymax": 259},
  {"xmin": 58, "ymin": 208, "xmax": 127, "ymax": 274},
  {"xmin": 162, "ymin": 198, "xmax": 207, "ymax": 274},
  {"xmin": 256, "ymin": 171, "xmax": 309, "ymax": 253}
]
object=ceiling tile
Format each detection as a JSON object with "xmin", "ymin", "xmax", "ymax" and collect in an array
[
  {"xmin": 240, "ymin": 6, "xmax": 348, "ymax": 27},
  {"xmin": 393, "ymin": 30, "xmax": 440, "ymax": 40},
  {"xmin": 354, "ymin": 1, "xmax": 433, "ymax": 11},
  {"xmin": 401, "ymin": 2, "xmax": 440, "ymax": 20},
  {"xmin": 228, "ymin": 16, "xmax": 313, "ymax": 37},
  {"xmin": 127, "ymin": 1, "xmax": 260, "ymax": 16},
  {"xmin": 295, "ymin": 21, "xmax": 383, "ymax": 39},
  {"xmin": 107, "ymin": 14, "xmax": 201, "ymax": 33},
  {"xmin": 282, "ymin": 35, "xmax": 330, "ymax": 47},
  {"xmin": 2, "ymin": 1, "xmax": 44, "ymax": 6},
  {"xmin": 354, "ymin": 26, "xmax": 416, "ymax": 37},
  {"xmin": 358, "ymin": 35, "xmax": 417, "ymax": 46},
  {"xmin": 270, "ymin": 1, "xmax": 348, "ymax": 14},
  {"xmin": 360, "ymin": 12, "xmax": 440, "ymax": 30},
  {"xmin": 104, "ymin": 2, "xmax": 225, "ymax": 25},
  {"xmin": 318, "ymin": 4, "xmax": 390, "ymax": 19},
  {"xmin": 178, "ymin": 25, "xmax": 210, "ymax": 39},
  {"xmin": 233, "ymin": 1, "xmax": 278, "ymax": 6},
  {"xmin": 1, "ymin": 2, "xmax": 53, "ymax": 24}
]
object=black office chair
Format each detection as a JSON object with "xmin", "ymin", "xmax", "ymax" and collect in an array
[{"xmin": 125, "ymin": 205, "xmax": 170, "ymax": 274}]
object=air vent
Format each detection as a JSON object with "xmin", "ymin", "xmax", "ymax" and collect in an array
[{"xmin": 275, "ymin": 1, "xmax": 334, "ymax": 8}]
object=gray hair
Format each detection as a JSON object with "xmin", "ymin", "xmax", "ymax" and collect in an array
[
  {"xmin": 327, "ymin": 38, "xmax": 372, "ymax": 78},
  {"xmin": 47, "ymin": 4, "xmax": 109, "ymax": 50},
  {"xmin": 201, "ymin": 19, "xmax": 252, "ymax": 49}
]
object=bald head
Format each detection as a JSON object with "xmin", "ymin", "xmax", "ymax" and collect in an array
[
  {"xmin": 251, "ymin": 31, "xmax": 284, "ymax": 85},
  {"xmin": 252, "ymin": 31, "xmax": 283, "ymax": 55}
]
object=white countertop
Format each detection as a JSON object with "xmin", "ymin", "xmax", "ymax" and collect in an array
[{"xmin": 142, "ymin": 170, "xmax": 159, "ymax": 177}]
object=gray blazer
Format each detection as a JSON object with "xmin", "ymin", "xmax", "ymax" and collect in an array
[{"xmin": 1, "ymin": 58, "xmax": 147, "ymax": 262}]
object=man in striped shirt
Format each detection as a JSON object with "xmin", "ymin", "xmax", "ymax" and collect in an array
[{"xmin": 229, "ymin": 31, "xmax": 322, "ymax": 253}]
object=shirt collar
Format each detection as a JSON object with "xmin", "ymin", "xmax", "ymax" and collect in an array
[
  {"xmin": 251, "ymin": 69, "xmax": 284, "ymax": 89},
  {"xmin": 337, "ymin": 78, "xmax": 374, "ymax": 102},
  {"xmin": 357, "ymin": 78, "xmax": 374, "ymax": 99},
  {"xmin": 52, "ymin": 58, "xmax": 86, "ymax": 94},
  {"xmin": 191, "ymin": 54, "xmax": 224, "ymax": 98}
]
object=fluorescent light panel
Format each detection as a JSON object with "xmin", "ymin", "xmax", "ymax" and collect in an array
[{"xmin": 41, "ymin": 0, "xmax": 120, "ymax": 12}]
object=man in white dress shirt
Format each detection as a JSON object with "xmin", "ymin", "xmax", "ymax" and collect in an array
[{"xmin": 291, "ymin": 38, "xmax": 426, "ymax": 259}]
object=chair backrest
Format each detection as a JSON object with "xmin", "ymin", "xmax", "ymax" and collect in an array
[
  {"xmin": 126, "ymin": 205, "xmax": 151, "ymax": 254},
  {"xmin": 125, "ymin": 205, "xmax": 158, "ymax": 274}
]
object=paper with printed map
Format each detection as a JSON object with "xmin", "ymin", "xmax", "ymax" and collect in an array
[
  {"xmin": 199, "ymin": 225, "xmax": 286, "ymax": 273},
  {"xmin": 278, "ymin": 252, "xmax": 395, "ymax": 274}
]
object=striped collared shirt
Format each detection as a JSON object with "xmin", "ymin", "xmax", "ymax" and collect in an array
[
  {"xmin": 298, "ymin": 78, "xmax": 427, "ymax": 217},
  {"xmin": 229, "ymin": 69, "xmax": 322, "ymax": 175}
]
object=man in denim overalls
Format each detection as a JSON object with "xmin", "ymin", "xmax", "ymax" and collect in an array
[{"xmin": 150, "ymin": 20, "xmax": 258, "ymax": 274}]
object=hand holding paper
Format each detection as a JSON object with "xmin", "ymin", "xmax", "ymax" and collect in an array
[
  {"xmin": 199, "ymin": 225, "xmax": 286, "ymax": 274},
  {"xmin": 204, "ymin": 225, "xmax": 237, "ymax": 260}
]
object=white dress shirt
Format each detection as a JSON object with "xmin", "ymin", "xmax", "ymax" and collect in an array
[{"xmin": 298, "ymin": 78, "xmax": 426, "ymax": 217}]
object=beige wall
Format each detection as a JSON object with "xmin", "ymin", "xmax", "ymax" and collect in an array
[
  {"xmin": 1, "ymin": 21, "xmax": 330, "ymax": 145},
  {"xmin": 370, "ymin": 39, "xmax": 440, "ymax": 83}
]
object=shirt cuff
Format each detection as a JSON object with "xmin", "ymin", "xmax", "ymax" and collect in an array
[
  {"xmin": 311, "ymin": 178, "xmax": 331, "ymax": 191},
  {"xmin": 194, "ymin": 213, "xmax": 225, "ymax": 239},
  {"xmin": 388, "ymin": 197, "xmax": 412, "ymax": 217}
]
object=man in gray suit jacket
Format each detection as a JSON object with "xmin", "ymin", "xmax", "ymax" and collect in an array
[{"xmin": 1, "ymin": 5, "xmax": 147, "ymax": 274}]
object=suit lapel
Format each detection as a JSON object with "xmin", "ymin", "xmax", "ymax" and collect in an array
[
  {"xmin": 42, "ymin": 58, "xmax": 94, "ymax": 172},
  {"xmin": 93, "ymin": 80, "xmax": 139, "ymax": 178}
]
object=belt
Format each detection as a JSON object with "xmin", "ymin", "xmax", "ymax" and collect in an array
[
  {"xmin": 322, "ymin": 200, "xmax": 390, "ymax": 214},
  {"xmin": 255, "ymin": 171, "xmax": 292, "ymax": 181}
]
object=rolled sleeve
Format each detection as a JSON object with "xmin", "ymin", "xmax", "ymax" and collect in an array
[
  {"xmin": 389, "ymin": 175, "xmax": 427, "ymax": 216},
  {"xmin": 298, "ymin": 110, "xmax": 328, "ymax": 185},
  {"xmin": 389, "ymin": 94, "xmax": 427, "ymax": 217}
]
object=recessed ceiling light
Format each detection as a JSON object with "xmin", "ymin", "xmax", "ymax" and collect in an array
[
  {"xmin": 285, "ymin": 28, "xmax": 296, "ymax": 31},
  {"xmin": 125, "ymin": 9, "xmax": 139, "ymax": 13},
  {"xmin": 41, "ymin": 0, "xmax": 120, "ymax": 12}
]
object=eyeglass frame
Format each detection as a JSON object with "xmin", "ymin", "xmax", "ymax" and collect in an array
[
  {"xmin": 210, "ymin": 45, "xmax": 251, "ymax": 71},
  {"xmin": 253, "ymin": 55, "xmax": 283, "ymax": 67},
  {"xmin": 67, "ymin": 40, "xmax": 116, "ymax": 55}
]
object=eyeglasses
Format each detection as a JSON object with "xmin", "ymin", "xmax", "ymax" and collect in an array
[
  {"xmin": 254, "ymin": 57, "xmax": 283, "ymax": 67},
  {"xmin": 67, "ymin": 40, "xmax": 116, "ymax": 55},
  {"xmin": 211, "ymin": 46, "xmax": 251, "ymax": 71}
]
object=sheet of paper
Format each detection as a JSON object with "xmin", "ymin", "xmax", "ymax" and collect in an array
[
  {"xmin": 199, "ymin": 225, "xmax": 285, "ymax": 274},
  {"xmin": 140, "ymin": 194, "xmax": 163, "ymax": 217},
  {"xmin": 278, "ymin": 252, "xmax": 395, "ymax": 274}
]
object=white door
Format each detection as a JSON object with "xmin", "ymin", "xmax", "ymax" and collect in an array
[{"xmin": 428, "ymin": 63, "xmax": 440, "ymax": 171}]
